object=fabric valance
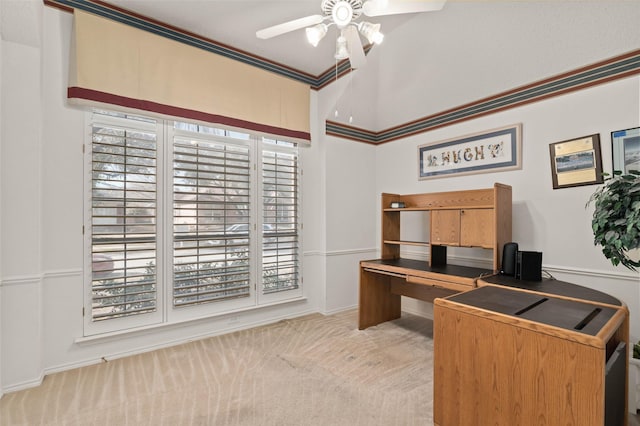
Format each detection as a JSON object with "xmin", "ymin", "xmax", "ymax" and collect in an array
[{"xmin": 68, "ymin": 10, "xmax": 311, "ymax": 143}]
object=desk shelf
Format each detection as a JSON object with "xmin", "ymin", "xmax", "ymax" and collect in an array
[
  {"xmin": 381, "ymin": 183, "xmax": 512, "ymax": 271},
  {"xmin": 383, "ymin": 240, "xmax": 429, "ymax": 247}
]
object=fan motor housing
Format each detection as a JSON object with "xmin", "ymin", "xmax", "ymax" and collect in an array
[{"xmin": 322, "ymin": 0, "xmax": 363, "ymax": 24}]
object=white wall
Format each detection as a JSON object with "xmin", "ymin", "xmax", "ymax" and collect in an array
[
  {"xmin": 324, "ymin": 136, "xmax": 377, "ymax": 313},
  {"xmin": 374, "ymin": 76, "xmax": 640, "ymax": 339},
  {"xmin": 370, "ymin": 1, "xmax": 640, "ymax": 130},
  {"xmin": 315, "ymin": 68, "xmax": 379, "ymax": 314}
]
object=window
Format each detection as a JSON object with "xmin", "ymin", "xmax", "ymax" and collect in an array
[
  {"xmin": 261, "ymin": 141, "xmax": 300, "ymax": 297},
  {"xmin": 85, "ymin": 111, "xmax": 302, "ymax": 335}
]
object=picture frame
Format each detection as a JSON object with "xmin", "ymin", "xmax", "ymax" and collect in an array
[
  {"xmin": 548, "ymin": 134, "xmax": 603, "ymax": 189},
  {"xmin": 418, "ymin": 123, "xmax": 522, "ymax": 180},
  {"xmin": 611, "ymin": 127, "xmax": 640, "ymax": 174}
]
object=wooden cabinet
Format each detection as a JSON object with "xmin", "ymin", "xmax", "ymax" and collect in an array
[
  {"xmin": 382, "ymin": 183, "xmax": 511, "ymax": 271},
  {"xmin": 431, "ymin": 208, "xmax": 495, "ymax": 248},
  {"xmin": 434, "ymin": 284, "xmax": 629, "ymax": 426}
]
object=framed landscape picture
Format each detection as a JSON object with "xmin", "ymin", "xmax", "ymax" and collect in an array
[{"xmin": 549, "ymin": 134, "xmax": 603, "ymax": 189}]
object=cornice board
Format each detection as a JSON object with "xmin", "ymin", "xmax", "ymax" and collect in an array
[
  {"xmin": 43, "ymin": 0, "xmax": 373, "ymax": 91},
  {"xmin": 327, "ymin": 49, "xmax": 640, "ymax": 144},
  {"xmin": 44, "ymin": 0, "xmax": 321, "ymax": 86}
]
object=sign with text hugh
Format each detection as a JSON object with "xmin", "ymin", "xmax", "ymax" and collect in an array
[{"xmin": 418, "ymin": 124, "xmax": 522, "ymax": 180}]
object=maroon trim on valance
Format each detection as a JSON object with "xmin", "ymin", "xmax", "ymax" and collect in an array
[{"xmin": 68, "ymin": 86, "xmax": 311, "ymax": 142}]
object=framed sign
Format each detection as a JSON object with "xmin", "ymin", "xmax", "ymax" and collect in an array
[
  {"xmin": 611, "ymin": 127, "xmax": 640, "ymax": 174},
  {"xmin": 418, "ymin": 124, "xmax": 522, "ymax": 180},
  {"xmin": 549, "ymin": 134, "xmax": 603, "ymax": 189}
]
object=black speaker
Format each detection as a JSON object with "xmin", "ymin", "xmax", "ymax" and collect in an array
[
  {"xmin": 501, "ymin": 242, "xmax": 518, "ymax": 276},
  {"xmin": 516, "ymin": 251, "xmax": 542, "ymax": 281}
]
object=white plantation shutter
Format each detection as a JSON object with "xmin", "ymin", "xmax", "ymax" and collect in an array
[
  {"xmin": 86, "ymin": 112, "xmax": 302, "ymax": 336},
  {"xmin": 90, "ymin": 118, "xmax": 158, "ymax": 321},
  {"xmin": 261, "ymin": 144, "xmax": 300, "ymax": 294},
  {"xmin": 173, "ymin": 136, "xmax": 252, "ymax": 307}
]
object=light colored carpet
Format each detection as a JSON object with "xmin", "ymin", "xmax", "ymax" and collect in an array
[{"xmin": 0, "ymin": 310, "xmax": 436, "ymax": 426}]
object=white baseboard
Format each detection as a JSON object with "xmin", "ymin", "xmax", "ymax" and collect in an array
[
  {"xmin": 2, "ymin": 372, "xmax": 45, "ymax": 395},
  {"xmin": 321, "ymin": 304, "xmax": 358, "ymax": 316}
]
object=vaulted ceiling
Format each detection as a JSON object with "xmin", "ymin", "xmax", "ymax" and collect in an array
[
  {"xmin": 13, "ymin": 1, "xmax": 640, "ymax": 138},
  {"xmin": 84, "ymin": 0, "xmax": 640, "ymax": 136},
  {"xmin": 102, "ymin": 0, "xmax": 419, "ymax": 76}
]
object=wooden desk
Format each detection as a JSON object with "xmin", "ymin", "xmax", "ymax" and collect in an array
[
  {"xmin": 361, "ymin": 184, "xmax": 510, "ymax": 327},
  {"xmin": 358, "ymin": 258, "xmax": 491, "ymax": 329},
  {"xmin": 434, "ymin": 278, "xmax": 629, "ymax": 426}
]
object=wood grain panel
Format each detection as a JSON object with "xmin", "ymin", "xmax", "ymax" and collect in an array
[
  {"xmin": 381, "ymin": 193, "xmax": 400, "ymax": 259},
  {"xmin": 358, "ymin": 268, "xmax": 401, "ymax": 329},
  {"xmin": 405, "ymin": 275, "xmax": 472, "ymax": 293},
  {"xmin": 431, "ymin": 210, "xmax": 460, "ymax": 245},
  {"xmin": 494, "ymin": 183, "xmax": 513, "ymax": 270},
  {"xmin": 400, "ymin": 188, "xmax": 495, "ymax": 209},
  {"xmin": 434, "ymin": 301, "xmax": 611, "ymax": 426},
  {"xmin": 390, "ymin": 280, "xmax": 457, "ymax": 302},
  {"xmin": 460, "ymin": 208, "xmax": 494, "ymax": 248}
]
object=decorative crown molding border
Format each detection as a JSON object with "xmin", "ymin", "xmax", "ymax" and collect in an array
[
  {"xmin": 44, "ymin": 1, "xmax": 640, "ymax": 145},
  {"xmin": 327, "ymin": 49, "xmax": 640, "ymax": 144}
]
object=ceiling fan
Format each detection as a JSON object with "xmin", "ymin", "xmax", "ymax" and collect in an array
[{"xmin": 256, "ymin": 0, "xmax": 446, "ymax": 69}]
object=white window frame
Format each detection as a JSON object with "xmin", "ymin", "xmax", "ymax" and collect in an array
[
  {"xmin": 257, "ymin": 141, "xmax": 303, "ymax": 305},
  {"xmin": 83, "ymin": 111, "xmax": 303, "ymax": 336}
]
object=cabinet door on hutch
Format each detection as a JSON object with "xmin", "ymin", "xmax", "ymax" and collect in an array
[
  {"xmin": 431, "ymin": 210, "xmax": 460, "ymax": 246},
  {"xmin": 460, "ymin": 209, "xmax": 494, "ymax": 248}
]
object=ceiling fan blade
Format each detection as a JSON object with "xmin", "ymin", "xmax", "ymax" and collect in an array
[
  {"xmin": 344, "ymin": 26, "xmax": 366, "ymax": 69},
  {"xmin": 256, "ymin": 15, "xmax": 324, "ymax": 39},
  {"xmin": 363, "ymin": 0, "xmax": 446, "ymax": 17}
]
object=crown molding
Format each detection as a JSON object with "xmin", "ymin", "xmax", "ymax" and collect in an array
[{"xmin": 327, "ymin": 48, "xmax": 640, "ymax": 144}]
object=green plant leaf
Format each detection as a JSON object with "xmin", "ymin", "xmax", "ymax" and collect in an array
[{"xmin": 587, "ymin": 172, "xmax": 640, "ymax": 272}]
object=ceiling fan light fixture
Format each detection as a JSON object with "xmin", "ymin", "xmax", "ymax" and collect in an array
[
  {"xmin": 332, "ymin": 1, "xmax": 354, "ymax": 28},
  {"xmin": 334, "ymin": 35, "xmax": 349, "ymax": 59},
  {"xmin": 358, "ymin": 21, "xmax": 384, "ymax": 44},
  {"xmin": 305, "ymin": 23, "xmax": 328, "ymax": 46}
]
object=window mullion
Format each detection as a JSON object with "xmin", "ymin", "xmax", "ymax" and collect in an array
[{"xmin": 251, "ymin": 137, "xmax": 261, "ymax": 298}]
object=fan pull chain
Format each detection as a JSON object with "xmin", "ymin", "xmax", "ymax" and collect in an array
[
  {"xmin": 348, "ymin": 67, "xmax": 353, "ymax": 124},
  {"xmin": 334, "ymin": 57, "xmax": 339, "ymax": 118}
]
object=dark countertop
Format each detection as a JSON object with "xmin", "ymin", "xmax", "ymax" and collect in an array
[
  {"xmin": 360, "ymin": 258, "xmax": 623, "ymax": 307},
  {"xmin": 480, "ymin": 274, "xmax": 623, "ymax": 307},
  {"xmin": 361, "ymin": 258, "xmax": 493, "ymax": 279},
  {"xmin": 448, "ymin": 285, "xmax": 619, "ymax": 336}
]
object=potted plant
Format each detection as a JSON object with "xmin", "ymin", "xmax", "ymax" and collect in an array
[{"xmin": 587, "ymin": 170, "xmax": 640, "ymax": 271}]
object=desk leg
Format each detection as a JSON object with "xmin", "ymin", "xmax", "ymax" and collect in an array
[{"xmin": 358, "ymin": 268, "xmax": 401, "ymax": 330}]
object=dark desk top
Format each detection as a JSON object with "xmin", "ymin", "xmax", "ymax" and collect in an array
[
  {"xmin": 480, "ymin": 274, "xmax": 623, "ymax": 307},
  {"xmin": 360, "ymin": 258, "xmax": 623, "ymax": 307},
  {"xmin": 361, "ymin": 258, "xmax": 493, "ymax": 279},
  {"xmin": 448, "ymin": 285, "xmax": 619, "ymax": 336}
]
